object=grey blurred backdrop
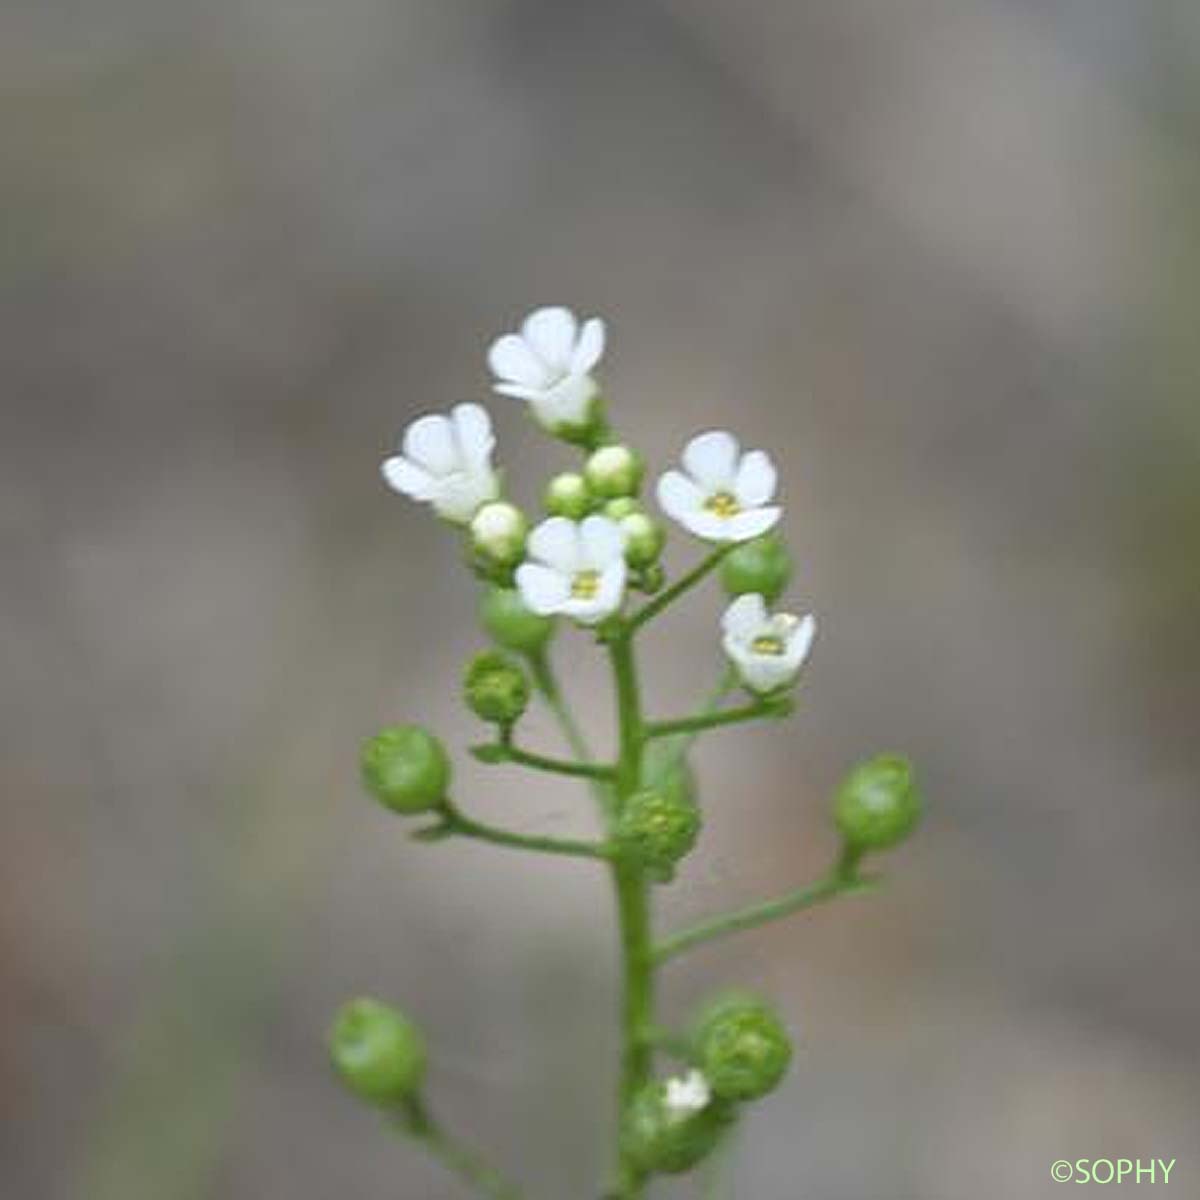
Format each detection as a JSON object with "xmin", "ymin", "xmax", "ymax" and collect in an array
[{"xmin": 4, "ymin": 1, "xmax": 1200, "ymax": 1197}]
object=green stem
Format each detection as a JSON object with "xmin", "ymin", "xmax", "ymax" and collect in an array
[
  {"xmin": 438, "ymin": 804, "xmax": 612, "ymax": 861},
  {"xmin": 400, "ymin": 1098, "xmax": 523, "ymax": 1199},
  {"xmin": 607, "ymin": 631, "xmax": 653, "ymax": 1198},
  {"xmin": 644, "ymin": 667, "xmax": 737, "ymax": 787},
  {"xmin": 527, "ymin": 648, "xmax": 615, "ymax": 817},
  {"xmin": 626, "ymin": 546, "xmax": 731, "ymax": 634},
  {"xmin": 478, "ymin": 741, "xmax": 616, "ymax": 781},
  {"xmin": 644, "ymin": 697, "xmax": 791, "ymax": 740},
  {"xmin": 651, "ymin": 869, "xmax": 876, "ymax": 965}
]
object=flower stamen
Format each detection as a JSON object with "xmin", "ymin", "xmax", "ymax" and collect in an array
[
  {"xmin": 704, "ymin": 491, "xmax": 741, "ymax": 519},
  {"xmin": 750, "ymin": 634, "xmax": 786, "ymax": 656},
  {"xmin": 571, "ymin": 569, "xmax": 601, "ymax": 600}
]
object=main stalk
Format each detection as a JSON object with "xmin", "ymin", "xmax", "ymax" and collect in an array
[{"xmin": 608, "ymin": 630, "xmax": 653, "ymax": 1198}]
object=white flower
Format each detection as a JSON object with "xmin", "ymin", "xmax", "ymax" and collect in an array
[
  {"xmin": 664, "ymin": 1070, "xmax": 711, "ymax": 1119},
  {"xmin": 656, "ymin": 431, "xmax": 781, "ymax": 542},
  {"xmin": 382, "ymin": 403, "xmax": 499, "ymax": 524},
  {"xmin": 515, "ymin": 515, "xmax": 627, "ymax": 625},
  {"xmin": 721, "ymin": 593, "xmax": 816, "ymax": 694},
  {"xmin": 487, "ymin": 306, "xmax": 606, "ymax": 430}
]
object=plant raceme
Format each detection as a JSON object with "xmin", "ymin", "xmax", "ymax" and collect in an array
[{"xmin": 330, "ymin": 305, "xmax": 923, "ymax": 1198}]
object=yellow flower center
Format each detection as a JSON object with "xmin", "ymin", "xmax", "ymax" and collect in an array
[
  {"xmin": 751, "ymin": 634, "xmax": 786, "ymax": 656},
  {"xmin": 571, "ymin": 569, "xmax": 601, "ymax": 600},
  {"xmin": 704, "ymin": 490, "xmax": 741, "ymax": 518}
]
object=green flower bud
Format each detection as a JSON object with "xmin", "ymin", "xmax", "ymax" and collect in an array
[
  {"xmin": 480, "ymin": 586, "xmax": 556, "ymax": 654},
  {"xmin": 694, "ymin": 994, "xmax": 792, "ymax": 1102},
  {"xmin": 544, "ymin": 471, "xmax": 592, "ymax": 519},
  {"xmin": 361, "ymin": 726, "xmax": 450, "ymax": 814},
  {"xmin": 621, "ymin": 1074, "xmax": 731, "ymax": 1175},
  {"xmin": 469, "ymin": 501, "xmax": 528, "ymax": 567},
  {"xmin": 619, "ymin": 511, "xmax": 665, "ymax": 568},
  {"xmin": 614, "ymin": 786, "xmax": 701, "ymax": 882},
  {"xmin": 585, "ymin": 444, "xmax": 644, "ymax": 498},
  {"xmin": 833, "ymin": 754, "xmax": 921, "ymax": 852},
  {"xmin": 635, "ymin": 563, "xmax": 665, "ymax": 593},
  {"xmin": 463, "ymin": 649, "xmax": 529, "ymax": 725},
  {"xmin": 603, "ymin": 496, "xmax": 641, "ymax": 521},
  {"xmin": 719, "ymin": 534, "xmax": 793, "ymax": 604},
  {"xmin": 329, "ymin": 997, "xmax": 426, "ymax": 1106}
]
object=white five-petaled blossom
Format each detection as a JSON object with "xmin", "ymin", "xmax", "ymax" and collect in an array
[
  {"xmin": 721, "ymin": 593, "xmax": 816, "ymax": 695},
  {"xmin": 657, "ymin": 430, "xmax": 781, "ymax": 542},
  {"xmin": 487, "ymin": 306, "xmax": 606, "ymax": 430},
  {"xmin": 664, "ymin": 1070, "xmax": 711, "ymax": 1119},
  {"xmin": 382, "ymin": 403, "xmax": 500, "ymax": 524},
  {"xmin": 515, "ymin": 515, "xmax": 627, "ymax": 626}
]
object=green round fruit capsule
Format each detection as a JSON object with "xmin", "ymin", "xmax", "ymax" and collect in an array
[
  {"xmin": 361, "ymin": 726, "xmax": 450, "ymax": 814},
  {"xmin": 463, "ymin": 649, "xmax": 529, "ymax": 725},
  {"xmin": 694, "ymin": 995, "xmax": 792, "ymax": 1102},
  {"xmin": 833, "ymin": 754, "xmax": 921, "ymax": 852},
  {"xmin": 480, "ymin": 587, "xmax": 556, "ymax": 654},
  {"xmin": 718, "ymin": 535, "xmax": 792, "ymax": 604},
  {"xmin": 621, "ymin": 1075, "xmax": 730, "ymax": 1175},
  {"xmin": 585, "ymin": 444, "xmax": 644, "ymax": 499},
  {"xmin": 329, "ymin": 997, "xmax": 426, "ymax": 1106},
  {"xmin": 544, "ymin": 472, "xmax": 592, "ymax": 520},
  {"xmin": 615, "ymin": 786, "xmax": 701, "ymax": 882}
]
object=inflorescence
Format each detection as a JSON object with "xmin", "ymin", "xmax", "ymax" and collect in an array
[{"xmin": 331, "ymin": 305, "xmax": 922, "ymax": 1198}]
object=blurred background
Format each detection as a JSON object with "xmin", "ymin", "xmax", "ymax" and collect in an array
[{"xmin": 4, "ymin": 1, "xmax": 1200, "ymax": 1196}]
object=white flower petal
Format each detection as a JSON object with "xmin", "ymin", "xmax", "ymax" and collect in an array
[
  {"xmin": 570, "ymin": 317, "xmax": 605, "ymax": 374},
  {"xmin": 451, "ymin": 403, "xmax": 494, "ymax": 469},
  {"xmin": 493, "ymin": 381, "xmax": 543, "ymax": 402},
  {"xmin": 381, "ymin": 456, "xmax": 436, "ymax": 501},
  {"xmin": 723, "ymin": 507, "xmax": 782, "ymax": 542},
  {"xmin": 722, "ymin": 593, "xmax": 768, "ymax": 639},
  {"xmin": 682, "ymin": 431, "xmax": 739, "ymax": 489},
  {"xmin": 678, "ymin": 509, "xmax": 737, "ymax": 542},
  {"xmin": 734, "ymin": 450, "xmax": 777, "ymax": 507},
  {"xmin": 785, "ymin": 613, "xmax": 817, "ymax": 669},
  {"xmin": 656, "ymin": 471, "xmax": 705, "ymax": 523},
  {"xmin": 515, "ymin": 563, "xmax": 571, "ymax": 615},
  {"xmin": 579, "ymin": 514, "xmax": 625, "ymax": 568},
  {"xmin": 527, "ymin": 516, "xmax": 581, "ymax": 573},
  {"xmin": 488, "ymin": 333, "xmax": 552, "ymax": 387},
  {"xmin": 521, "ymin": 306, "xmax": 577, "ymax": 371},
  {"xmin": 403, "ymin": 414, "xmax": 458, "ymax": 475},
  {"xmin": 530, "ymin": 373, "xmax": 596, "ymax": 427},
  {"xmin": 431, "ymin": 469, "xmax": 498, "ymax": 523}
]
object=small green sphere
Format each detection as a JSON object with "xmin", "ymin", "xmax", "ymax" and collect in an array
[
  {"xmin": 603, "ymin": 496, "xmax": 641, "ymax": 521},
  {"xmin": 361, "ymin": 726, "xmax": 450, "ymax": 814},
  {"xmin": 834, "ymin": 754, "xmax": 922, "ymax": 852},
  {"xmin": 621, "ymin": 1077, "xmax": 730, "ymax": 1175},
  {"xmin": 615, "ymin": 786, "xmax": 701, "ymax": 882},
  {"xmin": 718, "ymin": 535, "xmax": 793, "ymax": 604},
  {"xmin": 544, "ymin": 472, "xmax": 592, "ymax": 520},
  {"xmin": 620, "ymin": 511, "xmax": 666, "ymax": 568},
  {"xmin": 329, "ymin": 997, "xmax": 426, "ymax": 1106},
  {"xmin": 585, "ymin": 444, "xmax": 644, "ymax": 499},
  {"xmin": 694, "ymin": 995, "xmax": 792, "ymax": 1102},
  {"xmin": 463, "ymin": 649, "xmax": 529, "ymax": 725},
  {"xmin": 480, "ymin": 586, "xmax": 556, "ymax": 654}
]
